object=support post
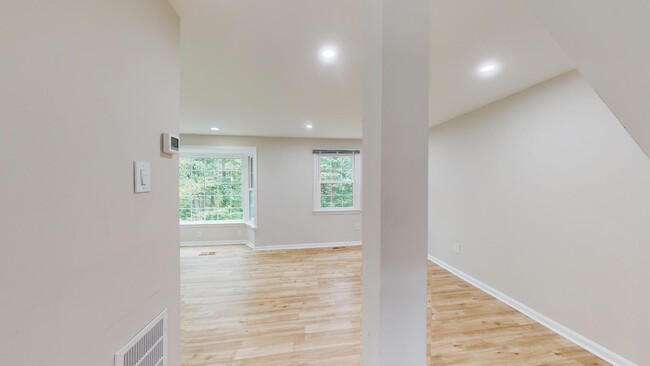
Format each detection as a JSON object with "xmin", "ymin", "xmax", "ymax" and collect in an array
[{"xmin": 361, "ymin": 0, "xmax": 430, "ymax": 365}]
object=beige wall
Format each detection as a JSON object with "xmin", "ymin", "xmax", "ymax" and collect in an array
[
  {"xmin": 0, "ymin": 1, "xmax": 181, "ymax": 365},
  {"xmin": 429, "ymin": 71, "xmax": 650, "ymax": 364},
  {"xmin": 527, "ymin": 0, "xmax": 650, "ymax": 160},
  {"xmin": 180, "ymin": 223, "xmax": 247, "ymax": 244},
  {"xmin": 180, "ymin": 135, "xmax": 363, "ymax": 247}
]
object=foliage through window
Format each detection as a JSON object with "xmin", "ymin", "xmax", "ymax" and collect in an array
[
  {"xmin": 179, "ymin": 157, "xmax": 244, "ymax": 222},
  {"xmin": 314, "ymin": 153, "xmax": 361, "ymax": 211},
  {"xmin": 319, "ymin": 156, "xmax": 354, "ymax": 208}
]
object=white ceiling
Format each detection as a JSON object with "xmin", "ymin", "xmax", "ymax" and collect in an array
[
  {"xmin": 171, "ymin": 0, "xmax": 574, "ymax": 139},
  {"xmin": 527, "ymin": 0, "xmax": 650, "ymax": 160}
]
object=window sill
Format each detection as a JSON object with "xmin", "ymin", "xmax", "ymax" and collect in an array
[
  {"xmin": 180, "ymin": 221, "xmax": 246, "ymax": 228},
  {"xmin": 312, "ymin": 209, "xmax": 362, "ymax": 215}
]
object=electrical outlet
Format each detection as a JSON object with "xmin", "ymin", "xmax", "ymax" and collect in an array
[
  {"xmin": 453, "ymin": 242, "xmax": 461, "ymax": 254},
  {"xmin": 197, "ymin": 231, "xmax": 203, "ymax": 238},
  {"xmin": 355, "ymin": 223, "xmax": 361, "ymax": 231}
]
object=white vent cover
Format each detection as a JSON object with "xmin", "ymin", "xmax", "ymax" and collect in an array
[{"xmin": 115, "ymin": 309, "xmax": 167, "ymax": 366}]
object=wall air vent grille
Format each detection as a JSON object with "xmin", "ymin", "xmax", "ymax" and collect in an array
[{"xmin": 115, "ymin": 309, "xmax": 167, "ymax": 366}]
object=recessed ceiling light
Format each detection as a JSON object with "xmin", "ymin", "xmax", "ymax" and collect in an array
[
  {"xmin": 477, "ymin": 61, "xmax": 501, "ymax": 78},
  {"xmin": 319, "ymin": 46, "xmax": 338, "ymax": 63},
  {"xmin": 210, "ymin": 127, "xmax": 220, "ymax": 131},
  {"xmin": 305, "ymin": 122, "xmax": 314, "ymax": 129},
  {"xmin": 480, "ymin": 64, "xmax": 496, "ymax": 72}
]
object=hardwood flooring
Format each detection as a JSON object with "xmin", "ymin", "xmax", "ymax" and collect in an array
[{"xmin": 181, "ymin": 245, "xmax": 609, "ymax": 366}]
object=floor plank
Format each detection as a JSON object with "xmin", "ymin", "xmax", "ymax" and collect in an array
[{"xmin": 181, "ymin": 245, "xmax": 609, "ymax": 366}]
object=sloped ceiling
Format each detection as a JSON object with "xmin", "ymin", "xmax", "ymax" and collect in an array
[{"xmin": 527, "ymin": 0, "xmax": 650, "ymax": 159}]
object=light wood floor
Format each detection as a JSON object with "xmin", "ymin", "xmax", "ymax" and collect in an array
[{"xmin": 181, "ymin": 245, "xmax": 609, "ymax": 366}]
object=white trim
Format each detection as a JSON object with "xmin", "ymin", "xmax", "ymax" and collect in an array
[
  {"xmin": 180, "ymin": 240, "xmax": 361, "ymax": 251},
  {"xmin": 312, "ymin": 209, "xmax": 362, "ymax": 215},
  {"xmin": 180, "ymin": 221, "xmax": 246, "ymax": 228},
  {"xmin": 180, "ymin": 240, "xmax": 254, "ymax": 250},
  {"xmin": 427, "ymin": 255, "xmax": 637, "ymax": 366},
  {"xmin": 244, "ymin": 154, "xmax": 258, "ymax": 226},
  {"xmin": 254, "ymin": 241, "xmax": 362, "ymax": 251}
]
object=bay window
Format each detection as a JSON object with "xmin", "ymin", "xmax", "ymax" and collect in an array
[{"xmin": 180, "ymin": 148, "xmax": 256, "ymax": 225}]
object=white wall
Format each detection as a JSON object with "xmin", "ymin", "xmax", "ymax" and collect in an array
[
  {"xmin": 429, "ymin": 71, "xmax": 650, "ymax": 365},
  {"xmin": 180, "ymin": 223, "xmax": 247, "ymax": 244},
  {"xmin": 180, "ymin": 135, "xmax": 363, "ymax": 247},
  {"xmin": 0, "ymin": 1, "xmax": 180, "ymax": 365},
  {"xmin": 527, "ymin": 0, "xmax": 650, "ymax": 159}
]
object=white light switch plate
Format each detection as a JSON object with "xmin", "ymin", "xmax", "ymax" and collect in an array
[{"xmin": 134, "ymin": 161, "xmax": 151, "ymax": 193}]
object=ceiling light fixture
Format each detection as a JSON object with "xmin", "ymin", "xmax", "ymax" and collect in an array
[
  {"xmin": 477, "ymin": 61, "xmax": 501, "ymax": 78},
  {"xmin": 305, "ymin": 122, "xmax": 314, "ymax": 129},
  {"xmin": 210, "ymin": 127, "xmax": 220, "ymax": 131},
  {"xmin": 319, "ymin": 46, "xmax": 338, "ymax": 63},
  {"xmin": 480, "ymin": 64, "xmax": 496, "ymax": 72}
]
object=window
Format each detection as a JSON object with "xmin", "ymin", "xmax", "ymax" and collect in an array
[
  {"xmin": 313, "ymin": 150, "xmax": 361, "ymax": 212},
  {"xmin": 180, "ymin": 148, "xmax": 256, "ymax": 225},
  {"xmin": 247, "ymin": 156, "xmax": 255, "ymax": 223}
]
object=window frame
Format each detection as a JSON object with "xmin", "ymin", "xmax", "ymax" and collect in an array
[
  {"xmin": 246, "ymin": 155, "xmax": 257, "ymax": 226},
  {"xmin": 313, "ymin": 152, "xmax": 362, "ymax": 214},
  {"xmin": 179, "ymin": 146, "xmax": 257, "ymax": 227}
]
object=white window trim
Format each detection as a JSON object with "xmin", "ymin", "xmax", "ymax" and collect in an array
[
  {"xmin": 179, "ymin": 145, "xmax": 257, "ymax": 227},
  {"xmin": 313, "ymin": 152, "xmax": 362, "ymax": 213},
  {"xmin": 179, "ymin": 221, "xmax": 257, "ymax": 229},
  {"xmin": 245, "ymin": 155, "xmax": 258, "ymax": 228},
  {"xmin": 179, "ymin": 221, "xmax": 246, "ymax": 228}
]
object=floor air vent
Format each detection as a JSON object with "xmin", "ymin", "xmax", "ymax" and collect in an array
[{"xmin": 115, "ymin": 309, "xmax": 167, "ymax": 366}]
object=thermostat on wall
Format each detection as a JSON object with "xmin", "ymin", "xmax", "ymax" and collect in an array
[{"xmin": 162, "ymin": 133, "xmax": 179, "ymax": 154}]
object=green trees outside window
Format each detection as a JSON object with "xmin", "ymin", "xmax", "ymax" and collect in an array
[
  {"xmin": 319, "ymin": 156, "xmax": 354, "ymax": 208},
  {"xmin": 179, "ymin": 157, "xmax": 244, "ymax": 221}
]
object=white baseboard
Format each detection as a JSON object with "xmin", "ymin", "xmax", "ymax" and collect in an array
[
  {"xmin": 428, "ymin": 255, "xmax": 636, "ymax": 366},
  {"xmin": 180, "ymin": 240, "xmax": 359, "ymax": 252},
  {"xmin": 253, "ymin": 241, "xmax": 362, "ymax": 251},
  {"xmin": 180, "ymin": 240, "xmax": 254, "ymax": 250}
]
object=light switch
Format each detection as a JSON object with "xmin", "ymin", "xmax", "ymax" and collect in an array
[{"xmin": 134, "ymin": 161, "xmax": 151, "ymax": 193}]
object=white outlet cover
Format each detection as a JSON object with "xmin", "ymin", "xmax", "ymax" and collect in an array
[{"xmin": 453, "ymin": 242, "xmax": 461, "ymax": 254}]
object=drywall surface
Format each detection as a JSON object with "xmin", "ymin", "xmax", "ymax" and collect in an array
[
  {"xmin": 361, "ymin": 0, "xmax": 430, "ymax": 363},
  {"xmin": 180, "ymin": 224, "xmax": 247, "ymax": 244},
  {"xmin": 429, "ymin": 71, "xmax": 649, "ymax": 364},
  {"xmin": 527, "ymin": 0, "xmax": 650, "ymax": 160},
  {"xmin": 0, "ymin": 1, "xmax": 181, "ymax": 365},
  {"xmin": 180, "ymin": 135, "xmax": 362, "ymax": 247}
]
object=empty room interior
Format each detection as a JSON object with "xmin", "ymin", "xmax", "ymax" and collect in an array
[{"xmin": 1, "ymin": 0, "xmax": 649, "ymax": 366}]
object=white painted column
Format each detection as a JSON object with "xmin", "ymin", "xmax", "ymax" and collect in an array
[{"xmin": 361, "ymin": 0, "xmax": 430, "ymax": 365}]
